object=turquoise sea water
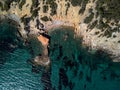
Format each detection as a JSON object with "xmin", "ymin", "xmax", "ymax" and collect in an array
[
  {"xmin": 49, "ymin": 27, "xmax": 120, "ymax": 90},
  {"xmin": 0, "ymin": 23, "xmax": 120, "ymax": 90}
]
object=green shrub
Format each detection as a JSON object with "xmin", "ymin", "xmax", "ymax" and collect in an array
[
  {"xmin": 95, "ymin": 31, "xmax": 100, "ymax": 35},
  {"xmin": 0, "ymin": 2, "xmax": 3, "ymax": 10},
  {"xmin": 21, "ymin": 14, "xmax": 27, "ymax": 24},
  {"xmin": 70, "ymin": 0, "xmax": 82, "ymax": 6},
  {"xmin": 65, "ymin": 2, "xmax": 70, "ymax": 15},
  {"xmin": 43, "ymin": 5, "xmax": 48, "ymax": 13},
  {"xmin": 3, "ymin": 0, "xmax": 12, "ymax": 11},
  {"xmin": 96, "ymin": 0, "xmax": 120, "ymax": 22},
  {"xmin": 41, "ymin": 16, "xmax": 50, "ymax": 22},
  {"xmin": 118, "ymin": 40, "xmax": 120, "ymax": 43},
  {"xmin": 78, "ymin": 0, "xmax": 89, "ymax": 14},
  {"xmin": 45, "ymin": 0, "xmax": 57, "ymax": 16},
  {"xmin": 50, "ymin": 2, "xmax": 57, "ymax": 16},
  {"xmin": 84, "ymin": 12, "xmax": 94, "ymax": 23},
  {"xmin": 31, "ymin": 0, "xmax": 39, "ymax": 8},
  {"xmin": 104, "ymin": 29, "xmax": 112, "ymax": 38},
  {"xmin": 31, "ymin": 7, "xmax": 40, "ymax": 19},
  {"xmin": 19, "ymin": 0, "xmax": 26, "ymax": 10},
  {"xmin": 89, "ymin": 20, "xmax": 98, "ymax": 29}
]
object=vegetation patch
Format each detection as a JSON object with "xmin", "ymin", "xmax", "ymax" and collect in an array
[
  {"xmin": 46, "ymin": 0, "xmax": 57, "ymax": 16},
  {"xmin": 0, "ymin": 2, "xmax": 4, "ymax": 10},
  {"xmin": 19, "ymin": 0, "xmax": 26, "ymax": 10},
  {"xmin": 1, "ymin": 0, "xmax": 12, "ymax": 11},
  {"xmin": 21, "ymin": 14, "xmax": 27, "ymax": 24},
  {"xmin": 50, "ymin": 2, "xmax": 57, "ymax": 16},
  {"xmin": 30, "ymin": 0, "xmax": 39, "ymax": 14},
  {"xmin": 43, "ymin": 5, "xmax": 48, "ymax": 13},
  {"xmin": 70, "ymin": 0, "xmax": 82, "ymax": 6},
  {"xmin": 97, "ymin": 20, "xmax": 109, "ymax": 30},
  {"xmin": 78, "ymin": 0, "xmax": 89, "ymax": 14},
  {"xmin": 31, "ymin": 7, "xmax": 40, "ymax": 19},
  {"xmin": 30, "ymin": 0, "xmax": 41, "ymax": 19},
  {"xmin": 65, "ymin": 2, "xmax": 70, "ymax": 15},
  {"xmin": 41, "ymin": 16, "xmax": 51, "ymax": 22},
  {"xmin": 70, "ymin": 0, "xmax": 89, "ymax": 14},
  {"xmin": 0, "ymin": 0, "xmax": 21, "ymax": 11},
  {"xmin": 96, "ymin": 0, "xmax": 120, "ymax": 22},
  {"xmin": 31, "ymin": 0, "xmax": 39, "ymax": 8},
  {"xmin": 94, "ymin": 31, "xmax": 100, "ymax": 35},
  {"xmin": 104, "ymin": 29, "xmax": 112, "ymax": 38},
  {"xmin": 89, "ymin": 20, "xmax": 98, "ymax": 29},
  {"xmin": 84, "ymin": 12, "xmax": 94, "ymax": 23}
]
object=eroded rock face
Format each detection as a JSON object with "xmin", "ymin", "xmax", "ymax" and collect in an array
[
  {"xmin": 33, "ymin": 34, "xmax": 50, "ymax": 66},
  {"xmin": 0, "ymin": 0, "xmax": 120, "ymax": 62},
  {"xmin": 34, "ymin": 55, "xmax": 50, "ymax": 66}
]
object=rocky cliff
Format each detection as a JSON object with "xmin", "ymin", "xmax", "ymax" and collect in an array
[{"xmin": 0, "ymin": 0, "xmax": 120, "ymax": 62}]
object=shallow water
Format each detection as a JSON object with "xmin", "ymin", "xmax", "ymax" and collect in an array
[
  {"xmin": 0, "ymin": 49, "xmax": 43, "ymax": 90},
  {"xmin": 0, "ymin": 23, "xmax": 120, "ymax": 90},
  {"xmin": 0, "ymin": 22, "xmax": 43, "ymax": 90},
  {"xmin": 48, "ymin": 27, "xmax": 120, "ymax": 90}
]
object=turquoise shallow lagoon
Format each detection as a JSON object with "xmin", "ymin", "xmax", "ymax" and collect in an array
[{"xmin": 0, "ymin": 23, "xmax": 120, "ymax": 90}]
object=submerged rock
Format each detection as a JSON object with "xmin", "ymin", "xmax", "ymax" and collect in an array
[{"xmin": 33, "ymin": 55, "xmax": 51, "ymax": 66}]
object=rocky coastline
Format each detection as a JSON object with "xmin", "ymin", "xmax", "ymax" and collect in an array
[
  {"xmin": 0, "ymin": 1, "xmax": 120, "ymax": 90},
  {"xmin": 0, "ymin": 14, "xmax": 51, "ymax": 68},
  {"xmin": 0, "ymin": 0, "xmax": 120, "ymax": 64}
]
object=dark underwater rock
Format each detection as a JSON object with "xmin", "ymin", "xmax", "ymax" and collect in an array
[
  {"xmin": 59, "ymin": 46, "xmax": 63, "ymax": 58},
  {"xmin": 78, "ymin": 54, "xmax": 83, "ymax": 64},
  {"xmin": 86, "ymin": 75, "xmax": 92, "ymax": 83},
  {"xmin": 32, "ymin": 65, "xmax": 42, "ymax": 73},
  {"xmin": 59, "ymin": 68, "xmax": 68, "ymax": 88},
  {"xmin": 79, "ymin": 71, "xmax": 84, "ymax": 80},
  {"xmin": 41, "ymin": 71, "xmax": 52, "ymax": 90},
  {"xmin": 68, "ymin": 81, "xmax": 75, "ymax": 90}
]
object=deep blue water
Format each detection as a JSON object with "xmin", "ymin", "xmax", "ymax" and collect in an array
[{"xmin": 0, "ymin": 23, "xmax": 120, "ymax": 90}]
